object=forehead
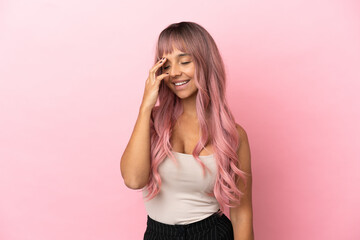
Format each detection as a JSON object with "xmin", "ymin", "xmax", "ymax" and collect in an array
[{"xmin": 162, "ymin": 48, "xmax": 191, "ymax": 59}]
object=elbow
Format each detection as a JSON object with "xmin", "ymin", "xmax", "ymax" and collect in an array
[
  {"xmin": 123, "ymin": 179, "xmax": 147, "ymax": 190},
  {"xmin": 120, "ymin": 161, "xmax": 150, "ymax": 190},
  {"xmin": 122, "ymin": 173, "xmax": 149, "ymax": 190}
]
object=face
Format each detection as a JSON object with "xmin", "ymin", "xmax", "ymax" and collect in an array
[{"xmin": 161, "ymin": 48, "xmax": 198, "ymax": 98}]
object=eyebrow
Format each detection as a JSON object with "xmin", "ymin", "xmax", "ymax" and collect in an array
[
  {"xmin": 177, "ymin": 53, "xmax": 190, "ymax": 57},
  {"xmin": 161, "ymin": 53, "xmax": 191, "ymax": 62}
]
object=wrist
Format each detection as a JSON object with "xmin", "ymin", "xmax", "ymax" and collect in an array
[{"xmin": 139, "ymin": 104, "xmax": 153, "ymax": 115}]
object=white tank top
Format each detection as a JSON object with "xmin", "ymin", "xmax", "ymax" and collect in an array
[{"xmin": 142, "ymin": 151, "xmax": 220, "ymax": 225}]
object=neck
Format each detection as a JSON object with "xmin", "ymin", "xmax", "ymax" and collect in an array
[{"xmin": 180, "ymin": 91, "xmax": 197, "ymax": 119}]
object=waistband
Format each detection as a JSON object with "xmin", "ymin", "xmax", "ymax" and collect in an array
[{"xmin": 146, "ymin": 209, "xmax": 223, "ymax": 237}]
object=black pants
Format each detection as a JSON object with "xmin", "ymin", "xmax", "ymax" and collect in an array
[{"xmin": 143, "ymin": 210, "xmax": 234, "ymax": 240}]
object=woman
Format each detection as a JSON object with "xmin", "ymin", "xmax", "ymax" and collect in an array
[{"xmin": 120, "ymin": 21, "xmax": 254, "ymax": 240}]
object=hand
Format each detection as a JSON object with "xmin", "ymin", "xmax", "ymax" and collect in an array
[{"xmin": 140, "ymin": 57, "xmax": 169, "ymax": 111}]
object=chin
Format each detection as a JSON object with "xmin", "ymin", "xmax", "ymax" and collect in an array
[{"xmin": 176, "ymin": 89, "xmax": 198, "ymax": 99}]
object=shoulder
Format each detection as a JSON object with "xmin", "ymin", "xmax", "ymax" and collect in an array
[
  {"xmin": 234, "ymin": 123, "xmax": 251, "ymax": 170},
  {"xmin": 235, "ymin": 123, "xmax": 249, "ymax": 142}
]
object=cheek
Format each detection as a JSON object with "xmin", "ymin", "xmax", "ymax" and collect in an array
[
  {"xmin": 188, "ymin": 68, "xmax": 195, "ymax": 77},
  {"xmin": 165, "ymin": 79, "xmax": 173, "ymax": 88}
]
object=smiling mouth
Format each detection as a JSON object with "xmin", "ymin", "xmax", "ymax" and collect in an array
[{"xmin": 173, "ymin": 80, "xmax": 190, "ymax": 86}]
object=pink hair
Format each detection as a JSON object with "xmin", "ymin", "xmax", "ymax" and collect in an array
[{"xmin": 142, "ymin": 21, "xmax": 250, "ymax": 215}]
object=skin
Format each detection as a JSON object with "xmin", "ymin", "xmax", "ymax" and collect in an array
[
  {"xmin": 160, "ymin": 47, "xmax": 254, "ymax": 239},
  {"xmin": 230, "ymin": 124, "xmax": 254, "ymax": 240},
  {"xmin": 160, "ymin": 48, "xmax": 213, "ymax": 155},
  {"xmin": 161, "ymin": 48, "xmax": 198, "ymax": 119}
]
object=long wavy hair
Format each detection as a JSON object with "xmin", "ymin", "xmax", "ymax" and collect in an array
[{"xmin": 142, "ymin": 21, "xmax": 250, "ymax": 215}]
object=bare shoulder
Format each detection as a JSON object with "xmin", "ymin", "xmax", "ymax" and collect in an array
[
  {"xmin": 235, "ymin": 123, "xmax": 249, "ymax": 142},
  {"xmin": 234, "ymin": 122, "xmax": 251, "ymax": 171}
]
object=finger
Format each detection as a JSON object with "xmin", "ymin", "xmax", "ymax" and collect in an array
[
  {"xmin": 154, "ymin": 73, "xmax": 169, "ymax": 83},
  {"xmin": 150, "ymin": 57, "xmax": 167, "ymax": 73}
]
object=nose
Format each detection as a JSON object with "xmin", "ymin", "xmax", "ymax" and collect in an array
[{"xmin": 168, "ymin": 64, "xmax": 182, "ymax": 79}]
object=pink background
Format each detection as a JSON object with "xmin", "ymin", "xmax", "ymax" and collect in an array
[{"xmin": 1, "ymin": 0, "xmax": 359, "ymax": 239}]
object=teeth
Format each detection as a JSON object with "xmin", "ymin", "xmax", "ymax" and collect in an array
[{"xmin": 174, "ymin": 80, "xmax": 189, "ymax": 86}]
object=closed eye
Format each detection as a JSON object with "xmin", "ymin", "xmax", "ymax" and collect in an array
[{"xmin": 163, "ymin": 62, "xmax": 191, "ymax": 70}]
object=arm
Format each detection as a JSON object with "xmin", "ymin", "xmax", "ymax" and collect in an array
[
  {"xmin": 230, "ymin": 123, "xmax": 254, "ymax": 240},
  {"xmin": 121, "ymin": 57, "xmax": 167, "ymax": 190},
  {"xmin": 120, "ymin": 106, "xmax": 153, "ymax": 189}
]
